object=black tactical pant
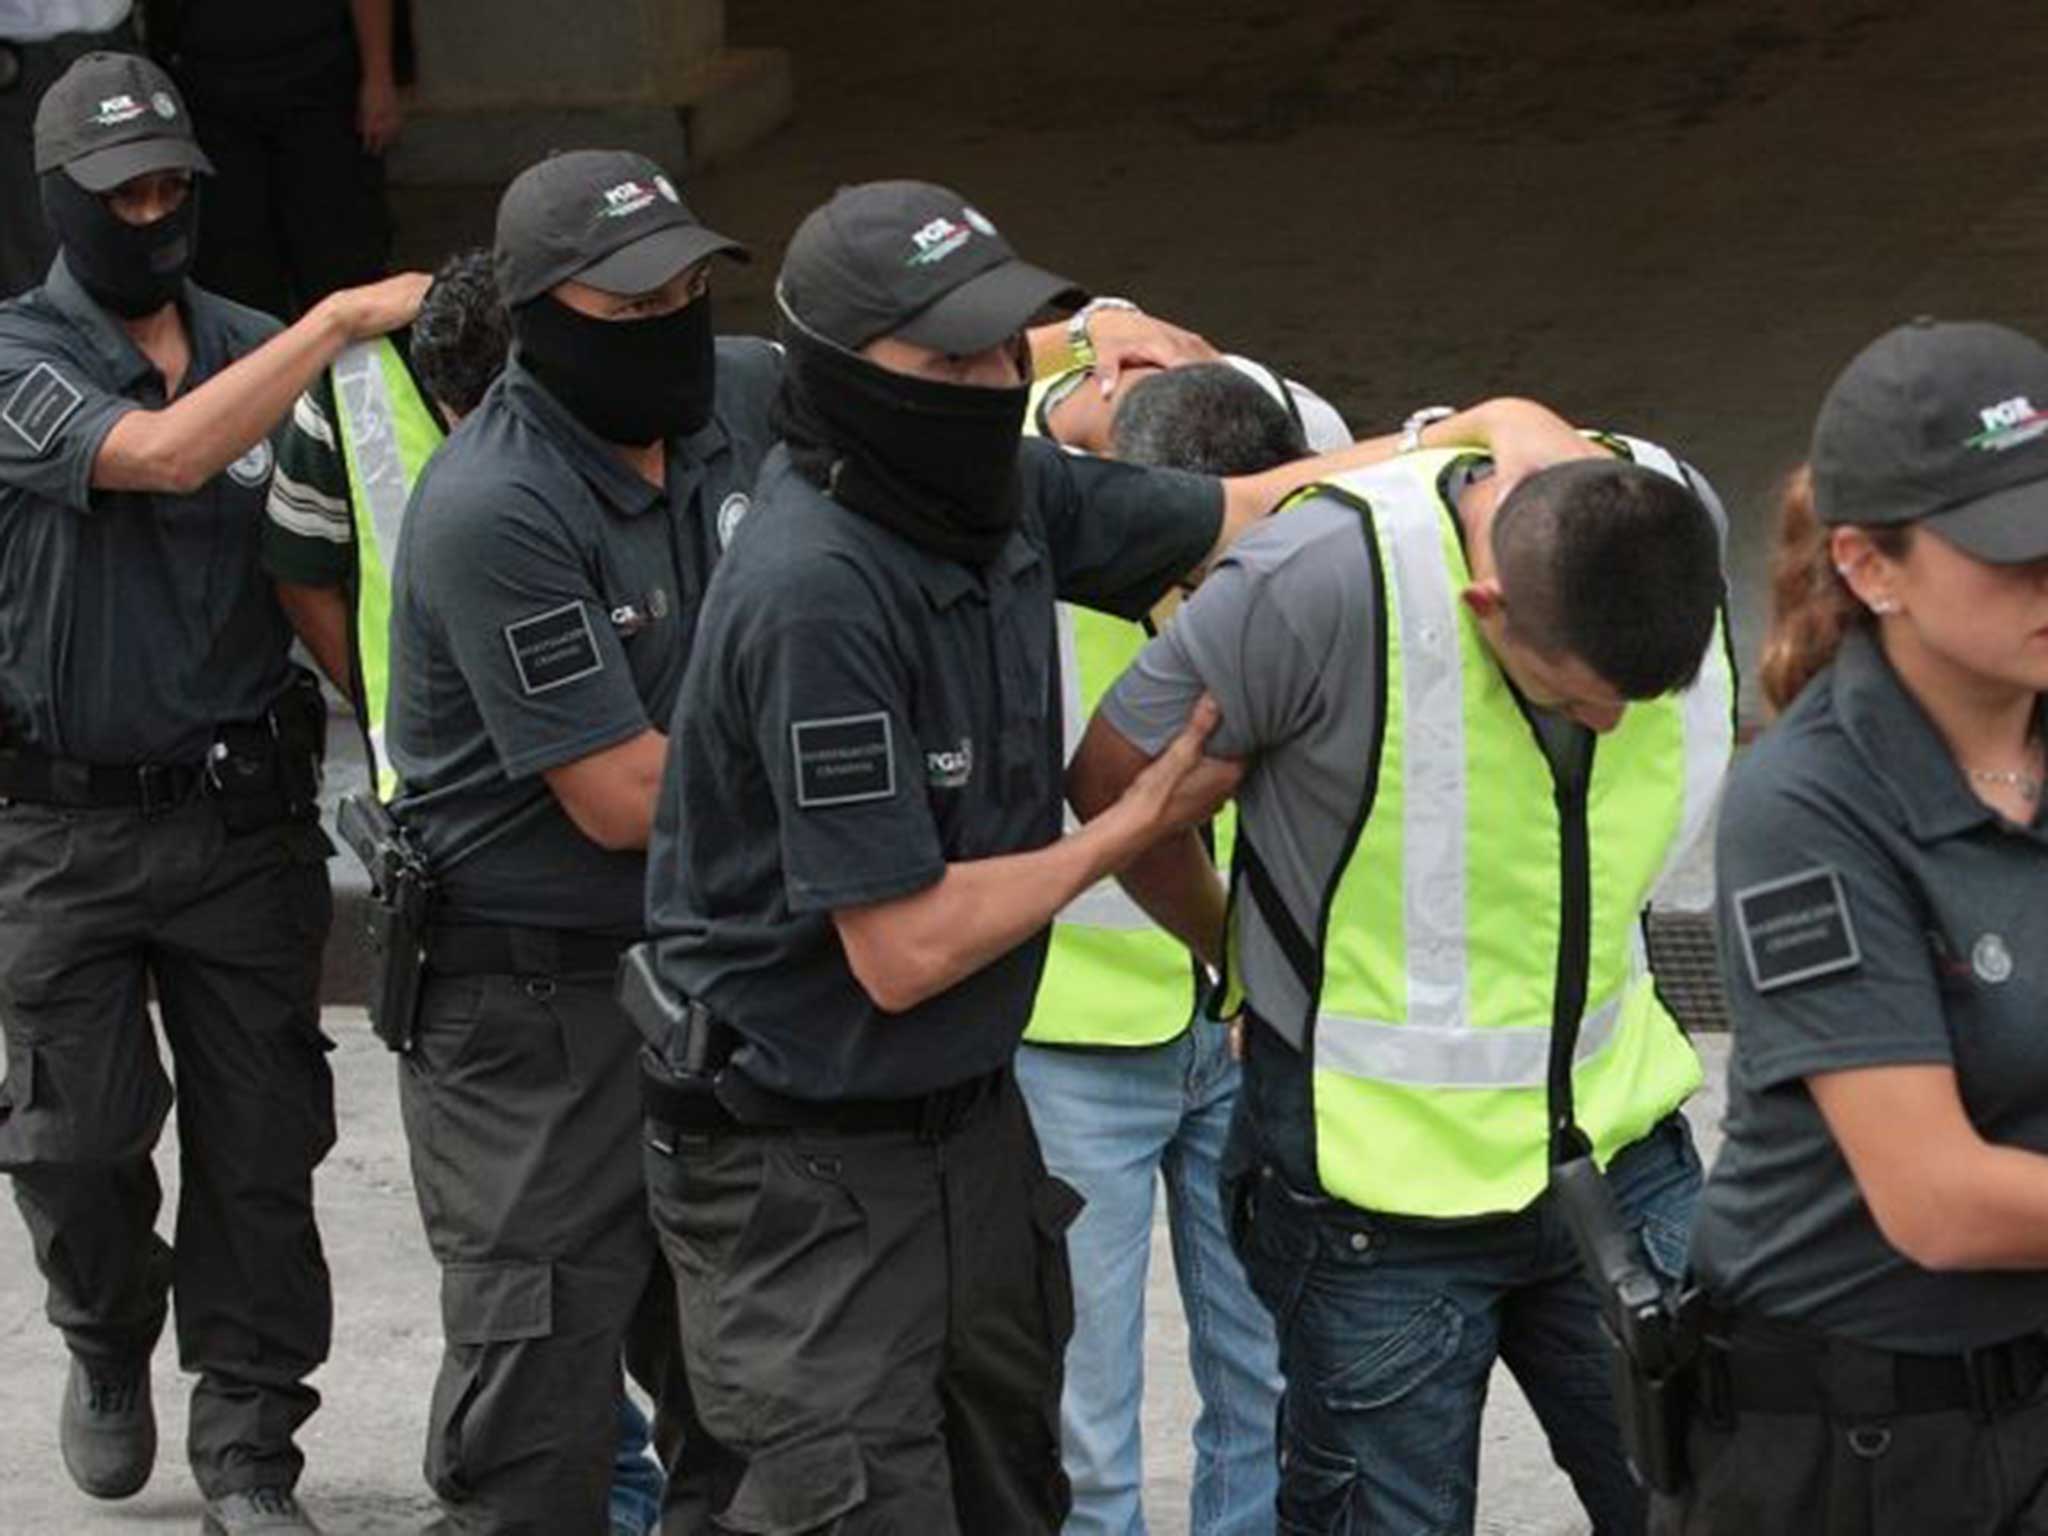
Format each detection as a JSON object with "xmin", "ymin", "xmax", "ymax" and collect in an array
[
  {"xmin": 1653, "ymin": 1375, "xmax": 2048, "ymax": 1534},
  {"xmin": 0, "ymin": 799, "xmax": 335, "ymax": 1498},
  {"xmin": 645, "ymin": 1068, "xmax": 1081, "ymax": 1535},
  {"xmin": 401, "ymin": 969, "xmax": 716, "ymax": 1535}
]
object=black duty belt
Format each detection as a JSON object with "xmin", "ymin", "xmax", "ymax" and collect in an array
[
  {"xmin": 0, "ymin": 749, "xmax": 204, "ymax": 815},
  {"xmin": 425, "ymin": 923, "xmax": 636, "ymax": 979},
  {"xmin": 643, "ymin": 1063, "xmax": 1005, "ymax": 1142},
  {"xmin": 1700, "ymin": 1308, "xmax": 2048, "ymax": 1422}
]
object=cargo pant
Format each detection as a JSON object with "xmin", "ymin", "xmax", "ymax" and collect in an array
[
  {"xmin": 0, "ymin": 798, "xmax": 336, "ymax": 1498},
  {"xmin": 401, "ymin": 967, "xmax": 723, "ymax": 1535},
  {"xmin": 644, "ymin": 1068, "xmax": 1081, "ymax": 1535}
]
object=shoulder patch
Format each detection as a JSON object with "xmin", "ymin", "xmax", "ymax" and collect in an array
[
  {"xmin": 226, "ymin": 437, "xmax": 274, "ymax": 488},
  {"xmin": 716, "ymin": 491, "xmax": 750, "ymax": 551},
  {"xmin": 503, "ymin": 602, "xmax": 604, "ymax": 694},
  {"xmin": 1732, "ymin": 866, "xmax": 1861, "ymax": 994},
  {"xmin": 791, "ymin": 712, "xmax": 896, "ymax": 808},
  {"xmin": 2, "ymin": 362, "xmax": 85, "ymax": 455}
]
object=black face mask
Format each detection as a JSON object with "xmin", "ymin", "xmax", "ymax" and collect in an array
[
  {"xmin": 512, "ymin": 292, "xmax": 716, "ymax": 447},
  {"xmin": 775, "ymin": 304, "xmax": 1030, "ymax": 566},
  {"xmin": 40, "ymin": 171, "xmax": 199, "ymax": 319}
]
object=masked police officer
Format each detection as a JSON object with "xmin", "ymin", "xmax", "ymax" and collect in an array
[
  {"xmin": 380, "ymin": 149, "xmax": 777, "ymax": 1535},
  {"xmin": 0, "ymin": 49, "xmax": 424, "ymax": 1536},
  {"xmin": 634, "ymin": 178, "xmax": 1600, "ymax": 1534}
]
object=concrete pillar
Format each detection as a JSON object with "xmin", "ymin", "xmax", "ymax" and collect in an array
[{"xmin": 389, "ymin": 0, "xmax": 790, "ymax": 185}]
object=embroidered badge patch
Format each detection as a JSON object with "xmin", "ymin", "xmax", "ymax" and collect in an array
[
  {"xmin": 226, "ymin": 438, "xmax": 274, "ymax": 488},
  {"xmin": 503, "ymin": 602, "xmax": 604, "ymax": 694},
  {"xmin": 792, "ymin": 712, "xmax": 895, "ymax": 808},
  {"xmin": 1732, "ymin": 867, "xmax": 1861, "ymax": 993},
  {"xmin": 2, "ymin": 363, "xmax": 84, "ymax": 455}
]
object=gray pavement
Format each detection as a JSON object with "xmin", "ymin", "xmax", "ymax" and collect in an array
[{"xmin": 0, "ymin": 1012, "xmax": 1730, "ymax": 1536}]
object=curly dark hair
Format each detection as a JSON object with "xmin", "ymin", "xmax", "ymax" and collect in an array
[{"xmin": 411, "ymin": 247, "xmax": 508, "ymax": 418}]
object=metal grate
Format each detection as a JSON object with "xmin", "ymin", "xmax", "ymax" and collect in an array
[{"xmin": 1645, "ymin": 908, "xmax": 1728, "ymax": 1033}]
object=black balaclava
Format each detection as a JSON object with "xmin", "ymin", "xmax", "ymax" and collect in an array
[
  {"xmin": 775, "ymin": 294, "xmax": 1029, "ymax": 566},
  {"xmin": 512, "ymin": 290, "xmax": 716, "ymax": 447},
  {"xmin": 40, "ymin": 170, "xmax": 199, "ymax": 318}
]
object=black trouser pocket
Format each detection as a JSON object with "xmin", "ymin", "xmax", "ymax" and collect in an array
[{"xmin": 426, "ymin": 1260, "xmax": 553, "ymax": 1503}]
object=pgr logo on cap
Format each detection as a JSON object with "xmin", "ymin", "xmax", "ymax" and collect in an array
[
  {"xmin": 599, "ymin": 180, "xmax": 660, "ymax": 220},
  {"xmin": 92, "ymin": 94, "xmax": 146, "ymax": 127},
  {"xmin": 908, "ymin": 214, "xmax": 974, "ymax": 267},
  {"xmin": 1966, "ymin": 395, "xmax": 2048, "ymax": 453}
]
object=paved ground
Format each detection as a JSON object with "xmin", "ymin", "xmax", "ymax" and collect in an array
[{"xmin": 0, "ymin": 1016, "xmax": 1729, "ymax": 1535}]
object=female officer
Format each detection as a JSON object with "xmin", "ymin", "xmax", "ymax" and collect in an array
[{"xmin": 1659, "ymin": 318, "xmax": 2048, "ymax": 1534}]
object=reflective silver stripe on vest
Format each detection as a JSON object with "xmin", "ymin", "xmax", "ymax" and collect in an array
[
  {"xmin": 1318, "ymin": 988, "xmax": 1627, "ymax": 1089},
  {"xmin": 1365, "ymin": 469, "xmax": 1473, "ymax": 1039},
  {"xmin": 1053, "ymin": 601, "xmax": 1156, "ymax": 932},
  {"xmin": 1606, "ymin": 434, "xmax": 1736, "ymax": 909},
  {"xmin": 329, "ymin": 340, "xmax": 411, "ymax": 574}
]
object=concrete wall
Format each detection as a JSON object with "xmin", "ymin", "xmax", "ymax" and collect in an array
[{"xmin": 388, "ymin": 0, "xmax": 790, "ymax": 185}]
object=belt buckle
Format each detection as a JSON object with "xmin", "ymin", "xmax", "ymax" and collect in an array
[{"xmin": 135, "ymin": 763, "xmax": 180, "ymax": 818}]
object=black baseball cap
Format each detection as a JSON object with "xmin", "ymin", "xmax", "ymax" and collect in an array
[
  {"xmin": 778, "ymin": 180, "xmax": 1083, "ymax": 353},
  {"xmin": 494, "ymin": 149, "xmax": 749, "ymax": 308},
  {"xmin": 1812, "ymin": 318, "xmax": 2048, "ymax": 564},
  {"xmin": 33, "ymin": 52, "xmax": 212, "ymax": 193}
]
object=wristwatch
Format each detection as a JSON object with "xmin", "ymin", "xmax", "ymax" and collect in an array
[
  {"xmin": 1066, "ymin": 295, "xmax": 1141, "ymax": 369},
  {"xmin": 1398, "ymin": 405, "xmax": 1457, "ymax": 454}
]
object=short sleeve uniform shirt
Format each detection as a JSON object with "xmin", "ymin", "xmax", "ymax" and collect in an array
[
  {"xmin": 386, "ymin": 338, "xmax": 781, "ymax": 933},
  {"xmin": 1688, "ymin": 627, "xmax": 2048, "ymax": 1353},
  {"xmin": 646, "ymin": 439, "xmax": 1222, "ymax": 1101},
  {"xmin": 0, "ymin": 258, "xmax": 291, "ymax": 763}
]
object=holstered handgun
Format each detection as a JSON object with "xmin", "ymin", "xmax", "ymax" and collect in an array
[
  {"xmin": 1553, "ymin": 1153, "xmax": 1699, "ymax": 1494},
  {"xmin": 337, "ymin": 790, "xmax": 432, "ymax": 1053}
]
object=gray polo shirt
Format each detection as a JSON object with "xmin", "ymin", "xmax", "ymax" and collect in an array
[
  {"xmin": 1101, "ymin": 451, "xmax": 1728, "ymax": 1044},
  {"xmin": 386, "ymin": 339, "xmax": 781, "ymax": 933},
  {"xmin": 1688, "ymin": 627, "xmax": 2048, "ymax": 1353},
  {"xmin": 0, "ymin": 258, "xmax": 291, "ymax": 764}
]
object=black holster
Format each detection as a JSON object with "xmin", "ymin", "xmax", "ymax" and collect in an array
[
  {"xmin": 1553, "ymin": 1153, "xmax": 1701, "ymax": 1495},
  {"xmin": 337, "ymin": 790, "xmax": 431, "ymax": 1053},
  {"xmin": 208, "ymin": 667, "xmax": 327, "ymax": 833}
]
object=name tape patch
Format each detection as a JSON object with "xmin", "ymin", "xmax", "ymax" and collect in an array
[
  {"xmin": 1732, "ymin": 866, "xmax": 1860, "ymax": 994},
  {"xmin": 792, "ymin": 712, "xmax": 896, "ymax": 808},
  {"xmin": 503, "ymin": 602, "xmax": 604, "ymax": 695},
  {"xmin": 3, "ymin": 363, "xmax": 84, "ymax": 455}
]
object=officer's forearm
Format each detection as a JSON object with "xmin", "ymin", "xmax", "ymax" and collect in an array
[
  {"xmin": 833, "ymin": 801, "xmax": 1162, "ymax": 1016},
  {"xmin": 1200, "ymin": 397, "xmax": 1591, "ymax": 576},
  {"xmin": 94, "ymin": 302, "xmax": 361, "ymax": 495},
  {"xmin": 542, "ymin": 728, "xmax": 667, "ymax": 853},
  {"xmin": 275, "ymin": 580, "xmax": 354, "ymax": 700}
]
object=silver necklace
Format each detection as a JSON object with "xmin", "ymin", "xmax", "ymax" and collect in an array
[{"xmin": 1967, "ymin": 766, "xmax": 2044, "ymax": 799}]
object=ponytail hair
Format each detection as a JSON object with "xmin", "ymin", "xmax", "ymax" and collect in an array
[{"xmin": 1758, "ymin": 464, "xmax": 1910, "ymax": 716}]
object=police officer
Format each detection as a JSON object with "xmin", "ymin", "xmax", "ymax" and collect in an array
[
  {"xmin": 380, "ymin": 148, "xmax": 777, "ymax": 1535},
  {"xmin": 0, "ymin": 49, "xmax": 423, "ymax": 1536},
  {"xmin": 1071, "ymin": 435, "xmax": 1736, "ymax": 1535},
  {"xmin": 1659, "ymin": 320, "xmax": 2048, "ymax": 1535},
  {"xmin": 635, "ymin": 178, "xmax": 1598, "ymax": 1533}
]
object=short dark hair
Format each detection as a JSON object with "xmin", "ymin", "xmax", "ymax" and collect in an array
[
  {"xmin": 1491, "ymin": 458, "xmax": 1722, "ymax": 698},
  {"xmin": 411, "ymin": 247, "xmax": 508, "ymax": 418},
  {"xmin": 1108, "ymin": 362, "xmax": 1308, "ymax": 475}
]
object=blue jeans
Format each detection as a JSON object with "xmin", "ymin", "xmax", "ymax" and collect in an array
[
  {"xmin": 1017, "ymin": 1023, "xmax": 1282, "ymax": 1536},
  {"xmin": 1225, "ymin": 1023, "xmax": 1700, "ymax": 1536},
  {"xmin": 610, "ymin": 1390, "xmax": 664, "ymax": 1536}
]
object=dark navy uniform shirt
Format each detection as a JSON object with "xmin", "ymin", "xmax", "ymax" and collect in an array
[
  {"xmin": 646, "ymin": 439, "xmax": 1223, "ymax": 1101},
  {"xmin": 0, "ymin": 257, "xmax": 291, "ymax": 764},
  {"xmin": 387, "ymin": 338, "xmax": 780, "ymax": 934},
  {"xmin": 1690, "ymin": 627, "xmax": 2048, "ymax": 1352}
]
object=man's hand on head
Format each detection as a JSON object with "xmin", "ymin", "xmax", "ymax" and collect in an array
[{"xmin": 1087, "ymin": 308, "xmax": 1220, "ymax": 397}]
